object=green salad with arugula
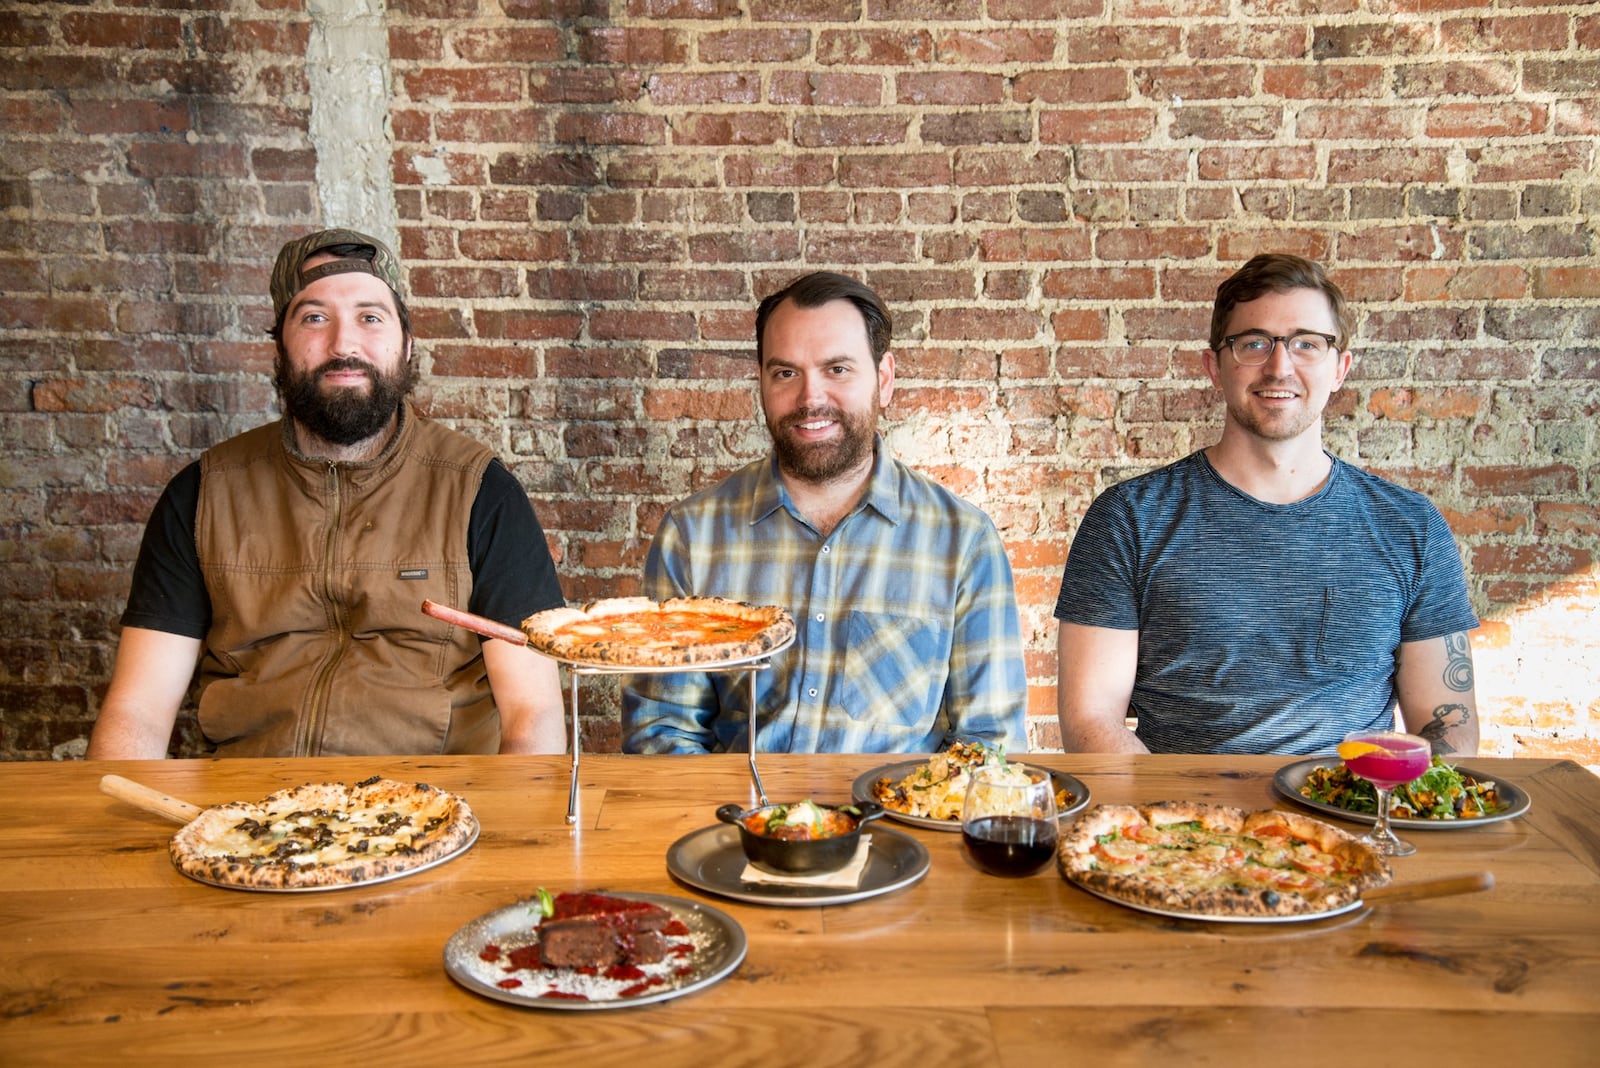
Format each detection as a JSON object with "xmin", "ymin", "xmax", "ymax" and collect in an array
[{"xmin": 1300, "ymin": 755, "xmax": 1505, "ymax": 819}]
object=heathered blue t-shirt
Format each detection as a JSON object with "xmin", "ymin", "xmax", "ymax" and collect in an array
[{"xmin": 1053, "ymin": 451, "xmax": 1479, "ymax": 755}]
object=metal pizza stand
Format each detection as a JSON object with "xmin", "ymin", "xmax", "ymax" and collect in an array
[
  {"xmin": 419, "ymin": 600, "xmax": 793, "ymax": 824},
  {"xmin": 555, "ymin": 636, "xmax": 795, "ymax": 823}
]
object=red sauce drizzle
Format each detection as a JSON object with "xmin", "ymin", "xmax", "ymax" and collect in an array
[
  {"xmin": 506, "ymin": 945, "xmax": 547, "ymax": 970},
  {"xmin": 550, "ymin": 892, "xmax": 667, "ymax": 920},
  {"xmin": 619, "ymin": 976, "xmax": 666, "ymax": 998},
  {"xmin": 479, "ymin": 901, "xmax": 698, "ymax": 1003}
]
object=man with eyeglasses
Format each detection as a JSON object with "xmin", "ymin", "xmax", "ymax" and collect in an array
[{"xmin": 1053, "ymin": 253, "xmax": 1479, "ymax": 756}]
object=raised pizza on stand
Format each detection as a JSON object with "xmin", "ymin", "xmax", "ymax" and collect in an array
[{"xmin": 521, "ymin": 596, "xmax": 795, "ymax": 667}]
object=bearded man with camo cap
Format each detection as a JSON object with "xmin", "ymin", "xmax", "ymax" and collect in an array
[{"xmin": 88, "ymin": 228, "xmax": 568, "ymax": 759}]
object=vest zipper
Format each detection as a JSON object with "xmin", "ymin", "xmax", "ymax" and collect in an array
[{"xmin": 298, "ymin": 460, "xmax": 351, "ymax": 756}]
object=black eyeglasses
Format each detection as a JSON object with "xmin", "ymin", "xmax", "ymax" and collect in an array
[{"xmin": 1222, "ymin": 331, "xmax": 1339, "ymax": 366}]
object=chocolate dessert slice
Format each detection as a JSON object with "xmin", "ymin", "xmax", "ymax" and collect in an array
[{"xmin": 538, "ymin": 892, "xmax": 672, "ymax": 968}]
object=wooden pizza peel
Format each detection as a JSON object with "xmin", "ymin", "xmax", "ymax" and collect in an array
[{"xmin": 99, "ymin": 773, "xmax": 203, "ymax": 825}]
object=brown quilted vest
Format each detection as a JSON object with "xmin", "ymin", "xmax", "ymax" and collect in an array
[{"xmin": 193, "ymin": 402, "xmax": 498, "ymax": 756}]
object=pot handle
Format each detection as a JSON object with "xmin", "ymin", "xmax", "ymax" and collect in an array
[
  {"xmin": 714, "ymin": 803, "xmax": 747, "ymax": 826},
  {"xmin": 853, "ymin": 800, "xmax": 886, "ymax": 827}
]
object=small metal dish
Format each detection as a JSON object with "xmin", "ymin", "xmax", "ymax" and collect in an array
[{"xmin": 714, "ymin": 800, "xmax": 885, "ymax": 874}]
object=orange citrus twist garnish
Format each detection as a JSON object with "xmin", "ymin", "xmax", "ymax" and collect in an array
[{"xmin": 1336, "ymin": 740, "xmax": 1384, "ymax": 761}]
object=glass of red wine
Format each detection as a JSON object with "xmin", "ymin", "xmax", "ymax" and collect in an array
[{"xmin": 960, "ymin": 764, "xmax": 1059, "ymax": 877}]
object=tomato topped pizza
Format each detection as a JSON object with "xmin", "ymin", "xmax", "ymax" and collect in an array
[
  {"xmin": 521, "ymin": 596, "xmax": 795, "ymax": 667},
  {"xmin": 168, "ymin": 776, "xmax": 477, "ymax": 891},
  {"xmin": 1058, "ymin": 802, "xmax": 1390, "ymax": 919}
]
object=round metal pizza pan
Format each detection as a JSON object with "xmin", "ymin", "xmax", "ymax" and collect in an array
[
  {"xmin": 1067, "ymin": 878, "xmax": 1367, "ymax": 924},
  {"xmin": 173, "ymin": 822, "xmax": 479, "ymax": 893},
  {"xmin": 552, "ymin": 632, "xmax": 797, "ymax": 674},
  {"xmin": 666, "ymin": 822, "xmax": 930, "ymax": 907},
  {"xmin": 444, "ymin": 891, "xmax": 746, "ymax": 1010},
  {"xmin": 851, "ymin": 760, "xmax": 1091, "ymax": 832},
  {"xmin": 1273, "ymin": 758, "xmax": 1531, "ymax": 830}
]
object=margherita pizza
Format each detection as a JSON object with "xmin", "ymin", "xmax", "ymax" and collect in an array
[
  {"xmin": 1058, "ymin": 802, "xmax": 1391, "ymax": 919},
  {"xmin": 169, "ymin": 776, "xmax": 477, "ymax": 890},
  {"xmin": 522, "ymin": 596, "xmax": 795, "ymax": 667}
]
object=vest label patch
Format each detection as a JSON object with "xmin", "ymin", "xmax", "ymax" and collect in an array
[{"xmin": 398, "ymin": 569, "xmax": 429, "ymax": 580}]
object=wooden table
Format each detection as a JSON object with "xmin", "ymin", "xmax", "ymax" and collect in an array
[{"xmin": 3, "ymin": 754, "xmax": 1597, "ymax": 1065}]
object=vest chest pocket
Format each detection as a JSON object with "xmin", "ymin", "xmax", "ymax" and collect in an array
[{"xmin": 347, "ymin": 562, "xmax": 469, "ymax": 646}]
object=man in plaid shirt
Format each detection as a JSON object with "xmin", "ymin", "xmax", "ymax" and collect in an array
[{"xmin": 623, "ymin": 272, "xmax": 1027, "ymax": 755}]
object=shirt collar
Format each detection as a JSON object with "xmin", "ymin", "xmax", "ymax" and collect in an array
[{"xmin": 749, "ymin": 435, "xmax": 903, "ymax": 528}]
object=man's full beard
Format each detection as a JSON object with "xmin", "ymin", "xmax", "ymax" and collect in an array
[
  {"xmin": 275, "ymin": 354, "xmax": 418, "ymax": 447},
  {"xmin": 768, "ymin": 402, "xmax": 879, "ymax": 484}
]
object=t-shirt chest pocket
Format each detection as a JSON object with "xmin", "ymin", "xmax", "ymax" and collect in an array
[{"xmin": 1317, "ymin": 583, "xmax": 1404, "ymax": 671}]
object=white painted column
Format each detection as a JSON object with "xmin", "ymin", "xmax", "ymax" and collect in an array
[{"xmin": 304, "ymin": 0, "xmax": 397, "ymax": 251}]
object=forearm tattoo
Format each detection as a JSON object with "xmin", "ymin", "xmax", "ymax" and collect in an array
[
  {"xmin": 1443, "ymin": 632, "xmax": 1474, "ymax": 693},
  {"xmin": 1418, "ymin": 704, "xmax": 1471, "ymax": 756}
]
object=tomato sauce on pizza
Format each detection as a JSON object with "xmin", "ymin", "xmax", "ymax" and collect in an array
[{"xmin": 522, "ymin": 596, "xmax": 795, "ymax": 667}]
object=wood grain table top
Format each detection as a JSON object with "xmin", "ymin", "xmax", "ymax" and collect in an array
[{"xmin": 3, "ymin": 753, "xmax": 1597, "ymax": 1066}]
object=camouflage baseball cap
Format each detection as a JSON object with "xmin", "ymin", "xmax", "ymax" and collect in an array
[{"xmin": 270, "ymin": 228, "xmax": 403, "ymax": 321}]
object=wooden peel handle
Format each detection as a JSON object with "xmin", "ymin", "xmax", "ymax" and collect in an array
[
  {"xmin": 99, "ymin": 774, "xmax": 203, "ymax": 825},
  {"xmin": 1363, "ymin": 870, "xmax": 1495, "ymax": 905},
  {"xmin": 420, "ymin": 599, "xmax": 528, "ymax": 644}
]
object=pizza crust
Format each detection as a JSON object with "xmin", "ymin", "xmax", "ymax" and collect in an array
[
  {"xmin": 1058, "ymin": 802, "xmax": 1391, "ymax": 919},
  {"xmin": 169, "ymin": 777, "xmax": 477, "ymax": 890},
  {"xmin": 521, "ymin": 596, "xmax": 795, "ymax": 667}
]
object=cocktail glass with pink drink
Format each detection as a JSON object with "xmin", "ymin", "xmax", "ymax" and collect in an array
[{"xmin": 1338, "ymin": 730, "xmax": 1432, "ymax": 856}]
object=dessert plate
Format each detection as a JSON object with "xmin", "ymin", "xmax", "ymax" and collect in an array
[{"xmin": 444, "ymin": 891, "xmax": 745, "ymax": 1009}]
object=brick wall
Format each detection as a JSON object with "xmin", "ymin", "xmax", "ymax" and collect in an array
[{"xmin": 2, "ymin": 1, "xmax": 1596, "ymax": 761}]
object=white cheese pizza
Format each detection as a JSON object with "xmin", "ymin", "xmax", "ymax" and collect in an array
[{"xmin": 168, "ymin": 776, "xmax": 477, "ymax": 890}]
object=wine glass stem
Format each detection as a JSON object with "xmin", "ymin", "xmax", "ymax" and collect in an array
[{"xmin": 1373, "ymin": 786, "xmax": 1395, "ymax": 844}]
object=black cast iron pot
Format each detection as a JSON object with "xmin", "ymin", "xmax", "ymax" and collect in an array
[{"xmin": 715, "ymin": 800, "xmax": 886, "ymax": 874}]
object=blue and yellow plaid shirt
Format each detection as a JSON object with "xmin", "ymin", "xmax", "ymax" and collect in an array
[{"xmin": 622, "ymin": 444, "xmax": 1027, "ymax": 754}]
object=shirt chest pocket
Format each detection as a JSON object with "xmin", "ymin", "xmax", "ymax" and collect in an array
[
  {"xmin": 1317, "ymin": 583, "xmax": 1404, "ymax": 671},
  {"xmin": 840, "ymin": 611, "xmax": 952, "ymax": 726}
]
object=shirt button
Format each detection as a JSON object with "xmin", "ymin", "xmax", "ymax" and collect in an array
[
  {"xmin": 815, "ymin": 613, "xmax": 825, "ymax": 622},
  {"xmin": 807, "ymin": 688, "xmax": 818, "ymax": 698},
  {"xmin": 821, "ymin": 545, "xmax": 830, "ymax": 554}
]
